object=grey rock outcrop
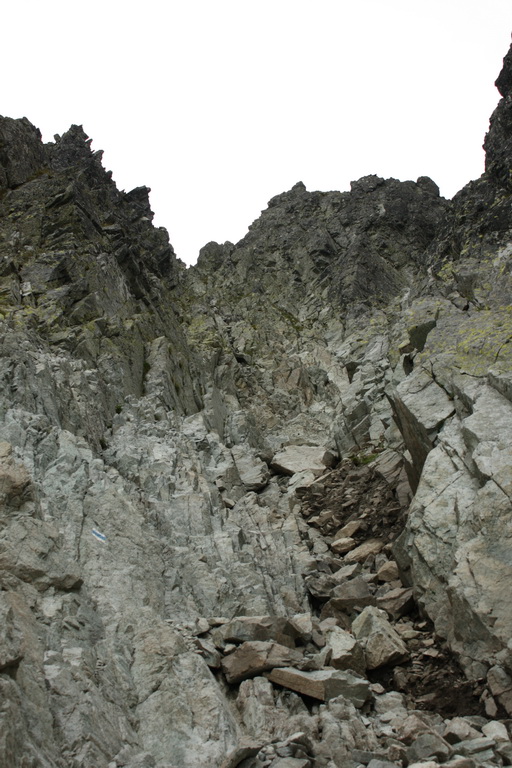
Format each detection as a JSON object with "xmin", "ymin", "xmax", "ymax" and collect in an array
[{"xmin": 1, "ymin": 41, "xmax": 512, "ymax": 768}]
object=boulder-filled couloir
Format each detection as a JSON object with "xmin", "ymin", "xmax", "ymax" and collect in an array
[{"xmin": 1, "ymin": 43, "xmax": 512, "ymax": 768}]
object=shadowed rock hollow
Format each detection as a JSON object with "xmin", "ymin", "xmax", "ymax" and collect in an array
[{"xmin": 1, "ymin": 43, "xmax": 512, "ymax": 768}]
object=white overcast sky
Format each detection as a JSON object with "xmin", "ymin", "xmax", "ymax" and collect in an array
[{"xmin": 3, "ymin": 1, "xmax": 512, "ymax": 265}]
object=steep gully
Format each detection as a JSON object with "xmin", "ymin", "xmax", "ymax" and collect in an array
[{"xmin": 1, "ymin": 44, "xmax": 512, "ymax": 768}]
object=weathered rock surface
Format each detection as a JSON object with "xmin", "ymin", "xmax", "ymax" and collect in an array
[
  {"xmin": 211, "ymin": 616, "xmax": 302, "ymax": 649},
  {"xmin": 352, "ymin": 607, "xmax": 409, "ymax": 670},
  {"xmin": 323, "ymin": 625, "xmax": 366, "ymax": 674},
  {"xmin": 1, "ymin": 41, "xmax": 512, "ymax": 768},
  {"xmin": 271, "ymin": 445, "xmax": 337, "ymax": 477},
  {"xmin": 221, "ymin": 641, "xmax": 304, "ymax": 684},
  {"xmin": 266, "ymin": 666, "xmax": 371, "ymax": 706}
]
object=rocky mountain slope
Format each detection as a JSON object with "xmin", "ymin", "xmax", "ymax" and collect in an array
[{"xmin": 1, "ymin": 43, "xmax": 512, "ymax": 768}]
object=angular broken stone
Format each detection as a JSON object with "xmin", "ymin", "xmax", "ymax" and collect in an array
[
  {"xmin": 332, "ymin": 562, "xmax": 362, "ymax": 582},
  {"xmin": 335, "ymin": 519, "xmax": 364, "ymax": 539},
  {"xmin": 481, "ymin": 720, "xmax": 509, "ymax": 742},
  {"xmin": 496, "ymin": 742, "xmax": 512, "ymax": 765},
  {"xmin": 0, "ymin": 444, "xmax": 32, "ymax": 508},
  {"xmin": 407, "ymin": 732, "xmax": 453, "ymax": 763},
  {"xmin": 330, "ymin": 536, "xmax": 356, "ymax": 555},
  {"xmin": 445, "ymin": 760, "xmax": 479, "ymax": 768},
  {"xmin": 211, "ymin": 616, "xmax": 301, "ymax": 649},
  {"xmin": 221, "ymin": 641, "xmax": 303, "ymax": 684},
  {"xmin": 289, "ymin": 613, "xmax": 314, "ymax": 643},
  {"xmin": 456, "ymin": 737, "xmax": 496, "ymax": 756},
  {"xmin": 487, "ymin": 665, "xmax": 512, "ymax": 715},
  {"xmin": 309, "ymin": 510, "xmax": 335, "ymax": 528},
  {"xmin": 318, "ymin": 599, "xmax": 353, "ymax": 629},
  {"xmin": 231, "ymin": 444, "xmax": 270, "ymax": 490},
  {"xmin": 376, "ymin": 587, "xmax": 415, "ymax": 618},
  {"xmin": 265, "ymin": 666, "xmax": 370, "ymax": 706},
  {"xmin": 194, "ymin": 637, "xmax": 222, "ymax": 668},
  {"xmin": 271, "ymin": 445, "xmax": 336, "ymax": 477},
  {"xmin": 311, "ymin": 627, "xmax": 327, "ymax": 648},
  {"xmin": 397, "ymin": 713, "xmax": 433, "ymax": 744},
  {"xmin": 277, "ymin": 731, "xmax": 313, "ymax": 752},
  {"xmin": 373, "ymin": 690, "xmax": 407, "ymax": 715},
  {"xmin": 220, "ymin": 741, "xmax": 263, "ymax": 768},
  {"xmin": 299, "ymin": 646, "xmax": 330, "ymax": 670},
  {"xmin": 195, "ymin": 617, "xmax": 211, "ymax": 634},
  {"xmin": 367, "ymin": 760, "xmax": 402, "ymax": 768},
  {"xmin": 323, "ymin": 626, "xmax": 365, "ymax": 675},
  {"xmin": 443, "ymin": 717, "xmax": 482, "ymax": 745},
  {"xmin": 331, "ymin": 576, "xmax": 375, "ymax": 609},
  {"xmin": 344, "ymin": 538, "xmax": 385, "ymax": 563},
  {"xmin": 352, "ymin": 606, "xmax": 409, "ymax": 669},
  {"xmin": 304, "ymin": 573, "xmax": 338, "ymax": 601},
  {"xmin": 407, "ymin": 762, "xmax": 440, "ymax": 768},
  {"xmin": 376, "ymin": 560, "xmax": 400, "ymax": 582},
  {"xmin": 318, "ymin": 617, "xmax": 338, "ymax": 632}
]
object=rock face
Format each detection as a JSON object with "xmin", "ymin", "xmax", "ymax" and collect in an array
[{"xmin": 1, "ymin": 43, "xmax": 512, "ymax": 768}]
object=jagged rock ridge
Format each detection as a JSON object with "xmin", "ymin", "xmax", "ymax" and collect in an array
[{"xmin": 1, "ymin": 43, "xmax": 512, "ymax": 768}]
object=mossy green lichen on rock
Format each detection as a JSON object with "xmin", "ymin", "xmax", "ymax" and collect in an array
[
  {"xmin": 416, "ymin": 306, "xmax": 512, "ymax": 378},
  {"xmin": 0, "ymin": 117, "xmax": 203, "ymax": 443},
  {"xmin": 3, "ymin": 41, "xmax": 512, "ymax": 764}
]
